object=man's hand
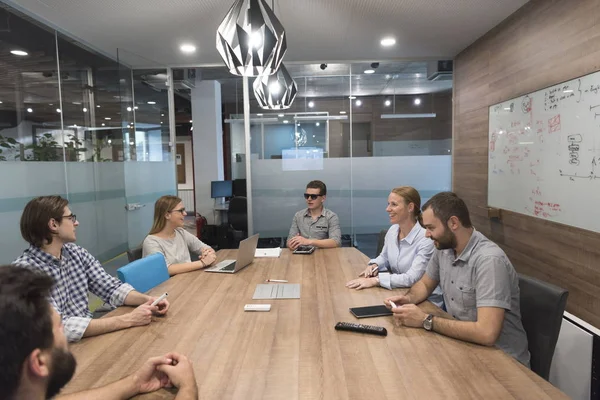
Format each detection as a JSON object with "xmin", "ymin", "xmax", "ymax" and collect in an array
[
  {"xmin": 156, "ymin": 352, "xmax": 198, "ymax": 394},
  {"xmin": 359, "ymin": 264, "xmax": 379, "ymax": 277},
  {"xmin": 383, "ymin": 294, "xmax": 412, "ymax": 309},
  {"xmin": 288, "ymin": 234, "xmax": 311, "ymax": 249},
  {"xmin": 132, "ymin": 355, "xmax": 174, "ymax": 394},
  {"xmin": 345, "ymin": 277, "xmax": 379, "ymax": 290},
  {"xmin": 148, "ymin": 297, "xmax": 169, "ymax": 315},
  {"xmin": 391, "ymin": 304, "xmax": 428, "ymax": 328},
  {"xmin": 123, "ymin": 300, "xmax": 157, "ymax": 327},
  {"xmin": 200, "ymin": 251, "xmax": 217, "ymax": 266}
]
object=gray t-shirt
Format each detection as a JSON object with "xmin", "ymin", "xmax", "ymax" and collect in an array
[
  {"xmin": 426, "ymin": 229, "xmax": 530, "ymax": 367},
  {"xmin": 142, "ymin": 228, "xmax": 211, "ymax": 267}
]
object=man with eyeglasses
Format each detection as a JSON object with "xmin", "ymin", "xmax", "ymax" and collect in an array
[
  {"xmin": 13, "ymin": 196, "xmax": 170, "ymax": 343},
  {"xmin": 287, "ymin": 180, "xmax": 341, "ymax": 250}
]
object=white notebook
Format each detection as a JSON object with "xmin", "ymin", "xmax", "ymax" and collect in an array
[
  {"xmin": 252, "ymin": 284, "xmax": 300, "ymax": 299},
  {"xmin": 254, "ymin": 248, "xmax": 282, "ymax": 258}
]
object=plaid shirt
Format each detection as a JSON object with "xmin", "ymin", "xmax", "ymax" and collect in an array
[{"xmin": 13, "ymin": 243, "xmax": 134, "ymax": 342}]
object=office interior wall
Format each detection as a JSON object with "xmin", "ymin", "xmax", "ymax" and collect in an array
[{"xmin": 454, "ymin": 0, "xmax": 600, "ymax": 328}]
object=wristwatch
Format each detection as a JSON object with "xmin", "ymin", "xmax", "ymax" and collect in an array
[{"xmin": 423, "ymin": 314, "xmax": 434, "ymax": 331}]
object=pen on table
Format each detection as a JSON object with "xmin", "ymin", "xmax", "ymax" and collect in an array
[
  {"xmin": 266, "ymin": 279, "xmax": 288, "ymax": 283},
  {"xmin": 151, "ymin": 292, "xmax": 168, "ymax": 306}
]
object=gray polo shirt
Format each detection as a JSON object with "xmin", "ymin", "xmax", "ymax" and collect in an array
[
  {"xmin": 287, "ymin": 207, "xmax": 342, "ymax": 246},
  {"xmin": 426, "ymin": 229, "xmax": 530, "ymax": 366}
]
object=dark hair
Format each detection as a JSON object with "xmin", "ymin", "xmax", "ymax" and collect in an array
[
  {"xmin": 20, "ymin": 196, "xmax": 69, "ymax": 248},
  {"xmin": 306, "ymin": 180, "xmax": 327, "ymax": 196},
  {"xmin": 0, "ymin": 266, "xmax": 55, "ymax": 398},
  {"xmin": 391, "ymin": 186, "xmax": 422, "ymax": 225},
  {"xmin": 422, "ymin": 192, "xmax": 473, "ymax": 228}
]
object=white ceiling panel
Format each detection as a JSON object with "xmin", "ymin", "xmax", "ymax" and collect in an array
[{"xmin": 5, "ymin": 0, "xmax": 528, "ymax": 67}]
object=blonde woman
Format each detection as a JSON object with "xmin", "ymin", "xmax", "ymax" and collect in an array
[
  {"xmin": 142, "ymin": 195, "xmax": 216, "ymax": 275},
  {"xmin": 345, "ymin": 186, "xmax": 443, "ymax": 308}
]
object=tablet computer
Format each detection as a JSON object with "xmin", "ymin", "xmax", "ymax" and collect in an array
[
  {"xmin": 293, "ymin": 245, "xmax": 315, "ymax": 254},
  {"xmin": 349, "ymin": 305, "xmax": 393, "ymax": 319}
]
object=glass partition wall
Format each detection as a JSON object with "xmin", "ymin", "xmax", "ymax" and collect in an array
[
  {"xmin": 0, "ymin": 8, "xmax": 176, "ymax": 263},
  {"xmin": 222, "ymin": 62, "xmax": 452, "ymax": 255}
]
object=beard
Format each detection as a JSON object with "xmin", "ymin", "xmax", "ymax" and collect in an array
[
  {"xmin": 432, "ymin": 227, "xmax": 457, "ymax": 250},
  {"xmin": 46, "ymin": 347, "xmax": 77, "ymax": 399}
]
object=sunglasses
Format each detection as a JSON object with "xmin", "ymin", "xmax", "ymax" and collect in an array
[{"xmin": 304, "ymin": 193, "xmax": 323, "ymax": 200}]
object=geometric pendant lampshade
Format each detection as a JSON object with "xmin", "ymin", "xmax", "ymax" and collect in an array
[
  {"xmin": 216, "ymin": 0, "xmax": 287, "ymax": 77},
  {"xmin": 253, "ymin": 63, "xmax": 298, "ymax": 109}
]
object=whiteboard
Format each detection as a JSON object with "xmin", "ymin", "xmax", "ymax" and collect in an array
[{"xmin": 488, "ymin": 71, "xmax": 600, "ymax": 233}]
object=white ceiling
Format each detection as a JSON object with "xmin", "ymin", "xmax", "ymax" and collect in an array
[{"xmin": 6, "ymin": 0, "xmax": 528, "ymax": 67}]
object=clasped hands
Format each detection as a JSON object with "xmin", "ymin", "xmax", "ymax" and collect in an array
[
  {"xmin": 384, "ymin": 295, "xmax": 428, "ymax": 328},
  {"xmin": 199, "ymin": 247, "xmax": 216, "ymax": 266}
]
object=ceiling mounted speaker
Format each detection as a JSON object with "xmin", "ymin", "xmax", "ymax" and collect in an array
[
  {"xmin": 216, "ymin": 0, "xmax": 287, "ymax": 77},
  {"xmin": 253, "ymin": 63, "xmax": 298, "ymax": 109}
]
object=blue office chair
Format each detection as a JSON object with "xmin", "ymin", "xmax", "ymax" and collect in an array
[{"xmin": 117, "ymin": 253, "xmax": 170, "ymax": 293}]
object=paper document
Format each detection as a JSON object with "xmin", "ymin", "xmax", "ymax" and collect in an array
[
  {"xmin": 253, "ymin": 284, "xmax": 300, "ymax": 299},
  {"xmin": 254, "ymin": 248, "xmax": 282, "ymax": 258}
]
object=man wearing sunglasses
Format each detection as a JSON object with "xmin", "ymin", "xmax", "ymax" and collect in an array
[
  {"xmin": 287, "ymin": 180, "xmax": 341, "ymax": 250},
  {"xmin": 13, "ymin": 196, "xmax": 170, "ymax": 343}
]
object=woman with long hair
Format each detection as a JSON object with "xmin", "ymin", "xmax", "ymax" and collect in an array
[
  {"xmin": 345, "ymin": 186, "xmax": 443, "ymax": 307},
  {"xmin": 142, "ymin": 195, "xmax": 216, "ymax": 276}
]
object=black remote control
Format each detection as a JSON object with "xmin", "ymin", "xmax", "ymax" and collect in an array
[{"xmin": 334, "ymin": 322, "xmax": 387, "ymax": 336}]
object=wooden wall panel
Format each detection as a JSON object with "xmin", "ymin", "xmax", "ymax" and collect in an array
[{"xmin": 454, "ymin": 0, "xmax": 600, "ymax": 328}]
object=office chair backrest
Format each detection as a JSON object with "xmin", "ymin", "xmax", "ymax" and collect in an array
[
  {"xmin": 228, "ymin": 196, "xmax": 247, "ymax": 232},
  {"xmin": 127, "ymin": 246, "xmax": 143, "ymax": 263},
  {"xmin": 376, "ymin": 228, "xmax": 388, "ymax": 256},
  {"xmin": 117, "ymin": 253, "xmax": 170, "ymax": 293},
  {"xmin": 233, "ymin": 178, "xmax": 247, "ymax": 197},
  {"xmin": 518, "ymin": 273, "xmax": 568, "ymax": 380}
]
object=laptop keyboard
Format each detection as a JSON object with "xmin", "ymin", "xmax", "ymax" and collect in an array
[{"xmin": 220, "ymin": 262, "xmax": 236, "ymax": 271}]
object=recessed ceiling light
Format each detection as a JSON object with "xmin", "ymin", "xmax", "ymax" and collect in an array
[
  {"xmin": 380, "ymin": 37, "xmax": 396, "ymax": 47},
  {"xmin": 27, "ymin": 108, "xmax": 33, "ymax": 113},
  {"xmin": 297, "ymin": 123, "xmax": 301, "ymax": 127},
  {"xmin": 83, "ymin": 108, "xmax": 88, "ymax": 112},
  {"xmin": 161, "ymin": 113, "xmax": 165, "ymax": 116},
  {"xmin": 10, "ymin": 50, "xmax": 28, "ymax": 56},
  {"xmin": 355, "ymin": 100, "xmax": 362, "ymax": 106},
  {"xmin": 127, "ymin": 107, "xmax": 132, "ymax": 112},
  {"xmin": 105, "ymin": 117, "xmax": 111, "ymax": 120},
  {"xmin": 278, "ymin": 113, "xmax": 284, "ymax": 117},
  {"xmin": 102, "ymin": 123, "xmax": 106, "ymax": 126},
  {"xmin": 414, "ymin": 98, "xmax": 421, "ymax": 105},
  {"xmin": 130, "ymin": 141, "xmax": 135, "ymax": 145},
  {"xmin": 257, "ymin": 113, "xmax": 263, "ymax": 116},
  {"xmin": 348, "ymin": 96, "xmax": 356, "ymax": 99},
  {"xmin": 384, "ymin": 99, "xmax": 391, "ymax": 107},
  {"xmin": 283, "ymin": 120, "xmax": 289, "ymax": 124},
  {"xmin": 0, "ymin": 101, "xmax": 3, "ymax": 104},
  {"xmin": 308, "ymin": 101, "xmax": 314, "ymax": 108},
  {"xmin": 161, "ymin": 121, "xmax": 163, "ymax": 124},
  {"xmin": 72, "ymin": 101, "xmax": 81, "ymax": 105},
  {"xmin": 180, "ymin": 44, "xmax": 196, "ymax": 54},
  {"xmin": 313, "ymin": 134, "xmax": 316, "ymax": 138},
  {"xmin": 107, "ymin": 139, "xmax": 111, "ymax": 143},
  {"xmin": 134, "ymin": 106, "xmax": 138, "ymax": 110},
  {"xmin": 340, "ymin": 111, "xmax": 347, "ymax": 114},
  {"xmin": 364, "ymin": 69, "xmax": 375, "ymax": 74},
  {"xmin": 56, "ymin": 109, "xmax": 61, "ymax": 113},
  {"xmin": 315, "ymin": 122, "xmax": 320, "ymax": 127},
  {"xmin": 97, "ymin": 105, "xmax": 101, "ymax": 108},
  {"xmin": 189, "ymin": 120, "xmax": 193, "ymax": 123},
  {"xmin": 147, "ymin": 101, "xmax": 156, "ymax": 105}
]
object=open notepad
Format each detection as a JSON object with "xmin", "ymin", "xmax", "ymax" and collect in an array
[
  {"xmin": 254, "ymin": 248, "xmax": 282, "ymax": 258},
  {"xmin": 252, "ymin": 284, "xmax": 300, "ymax": 299}
]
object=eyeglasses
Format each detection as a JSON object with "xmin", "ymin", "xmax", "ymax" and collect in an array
[
  {"xmin": 303, "ymin": 193, "xmax": 322, "ymax": 200},
  {"xmin": 62, "ymin": 214, "xmax": 77, "ymax": 223},
  {"xmin": 169, "ymin": 208, "xmax": 186, "ymax": 214}
]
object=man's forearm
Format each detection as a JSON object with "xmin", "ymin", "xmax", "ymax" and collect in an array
[
  {"xmin": 124, "ymin": 290, "xmax": 151, "ymax": 306},
  {"xmin": 431, "ymin": 316, "xmax": 496, "ymax": 346},
  {"xmin": 310, "ymin": 238, "xmax": 339, "ymax": 248},
  {"xmin": 56, "ymin": 373, "xmax": 138, "ymax": 400},
  {"xmin": 405, "ymin": 280, "xmax": 431, "ymax": 304},
  {"xmin": 82, "ymin": 315, "xmax": 131, "ymax": 338}
]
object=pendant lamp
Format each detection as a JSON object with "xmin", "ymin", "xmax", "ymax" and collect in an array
[
  {"xmin": 216, "ymin": 0, "xmax": 287, "ymax": 77},
  {"xmin": 253, "ymin": 63, "xmax": 297, "ymax": 109}
]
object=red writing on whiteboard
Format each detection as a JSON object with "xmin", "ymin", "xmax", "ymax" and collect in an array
[
  {"xmin": 548, "ymin": 115, "xmax": 561, "ymax": 133},
  {"xmin": 533, "ymin": 201, "xmax": 561, "ymax": 218}
]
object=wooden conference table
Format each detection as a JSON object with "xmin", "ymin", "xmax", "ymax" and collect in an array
[{"xmin": 64, "ymin": 248, "xmax": 567, "ymax": 399}]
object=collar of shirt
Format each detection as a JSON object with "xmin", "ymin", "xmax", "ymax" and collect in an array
[
  {"xmin": 303, "ymin": 207, "xmax": 331, "ymax": 219},
  {"xmin": 453, "ymin": 228, "xmax": 481, "ymax": 264},
  {"xmin": 400, "ymin": 222, "xmax": 423, "ymax": 245},
  {"xmin": 25, "ymin": 244, "xmax": 71, "ymax": 267}
]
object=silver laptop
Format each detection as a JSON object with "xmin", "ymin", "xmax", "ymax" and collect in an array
[{"xmin": 205, "ymin": 234, "xmax": 260, "ymax": 273}]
